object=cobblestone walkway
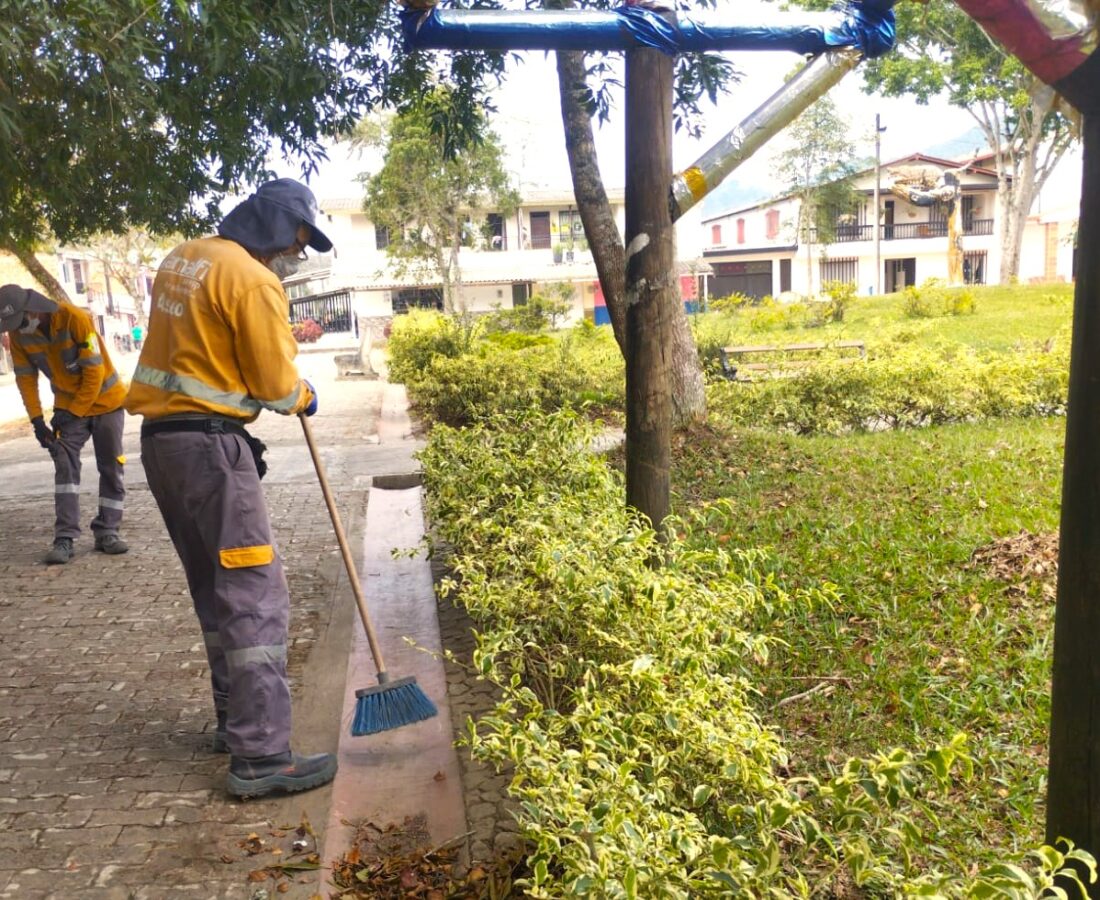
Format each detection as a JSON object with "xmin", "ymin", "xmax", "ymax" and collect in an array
[{"xmin": 0, "ymin": 358, "xmax": 384, "ymax": 899}]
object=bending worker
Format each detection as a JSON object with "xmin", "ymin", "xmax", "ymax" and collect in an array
[
  {"xmin": 124, "ymin": 178, "xmax": 337, "ymax": 800},
  {"xmin": 0, "ymin": 285, "xmax": 129, "ymax": 564}
]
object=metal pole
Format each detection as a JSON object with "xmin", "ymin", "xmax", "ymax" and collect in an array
[{"xmin": 874, "ymin": 113, "xmax": 885, "ymax": 296}]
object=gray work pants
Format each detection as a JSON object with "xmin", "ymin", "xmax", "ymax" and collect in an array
[
  {"xmin": 140, "ymin": 429, "xmax": 291, "ymax": 758},
  {"xmin": 52, "ymin": 408, "xmax": 125, "ymax": 540}
]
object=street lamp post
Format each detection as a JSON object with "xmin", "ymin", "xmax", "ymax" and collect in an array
[{"xmin": 874, "ymin": 113, "xmax": 886, "ymax": 296}]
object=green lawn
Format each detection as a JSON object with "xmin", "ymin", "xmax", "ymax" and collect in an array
[
  {"xmin": 672, "ymin": 280, "xmax": 1074, "ymax": 863},
  {"xmin": 694, "ymin": 282, "xmax": 1075, "ymax": 355},
  {"xmin": 675, "ymin": 418, "xmax": 1062, "ymax": 848}
]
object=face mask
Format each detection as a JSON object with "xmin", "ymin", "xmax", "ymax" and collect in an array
[{"xmin": 268, "ymin": 255, "xmax": 302, "ymax": 280}]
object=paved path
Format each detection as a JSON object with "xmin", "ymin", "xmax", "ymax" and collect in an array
[{"xmin": 0, "ymin": 354, "xmax": 423, "ymax": 898}]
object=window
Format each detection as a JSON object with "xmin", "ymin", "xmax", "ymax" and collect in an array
[
  {"xmin": 375, "ymin": 225, "xmax": 390, "ymax": 250},
  {"xmin": 765, "ymin": 209, "xmax": 780, "ymax": 240},
  {"xmin": 711, "ymin": 224, "xmax": 722, "ymax": 245},
  {"xmin": 819, "ymin": 257, "xmax": 858, "ymax": 286},
  {"xmin": 486, "ymin": 213, "xmax": 506, "ymax": 251},
  {"xmin": 963, "ymin": 251, "xmax": 987, "ymax": 285},
  {"xmin": 557, "ymin": 210, "xmax": 585, "ymax": 244},
  {"xmin": 392, "ymin": 287, "xmax": 444, "ymax": 314},
  {"xmin": 736, "ymin": 219, "xmax": 746, "ymax": 244},
  {"xmin": 64, "ymin": 258, "xmax": 87, "ymax": 294}
]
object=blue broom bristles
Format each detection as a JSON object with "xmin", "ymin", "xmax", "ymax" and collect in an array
[{"xmin": 351, "ymin": 675, "xmax": 438, "ymax": 736}]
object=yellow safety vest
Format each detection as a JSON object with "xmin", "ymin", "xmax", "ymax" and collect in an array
[
  {"xmin": 125, "ymin": 237, "xmax": 312, "ymax": 422},
  {"xmin": 10, "ymin": 302, "xmax": 126, "ymax": 420}
]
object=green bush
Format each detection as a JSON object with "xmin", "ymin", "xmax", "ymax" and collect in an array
[
  {"xmin": 708, "ymin": 342, "xmax": 1068, "ymax": 435},
  {"xmin": 386, "ymin": 309, "xmax": 478, "ymax": 385},
  {"xmin": 408, "ymin": 343, "xmax": 588, "ymax": 426},
  {"xmin": 419, "ymin": 408, "xmax": 1090, "ymax": 896},
  {"xmin": 389, "ymin": 312, "xmax": 624, "ymax": 425},
  {"xmin": 708, "ymin": 291, "xmax": 758, "ymax": 313},
  {"xmin": 903, "ymin": 278, "xmax": 977, "ymax": 320},
  {"xmin": 818, "ymin": 279, "xmax": 857, "ymax": 324},
  {"xmin": 483, "ymin": 284, "xmax": 574, "ymax": 334}
]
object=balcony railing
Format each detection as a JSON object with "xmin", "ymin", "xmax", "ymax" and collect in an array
[{"xmin": 811, "ymin": 218, "xmax": 995, "ymax": 243}]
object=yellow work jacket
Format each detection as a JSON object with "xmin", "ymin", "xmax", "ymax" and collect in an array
[
  {"xmin": 124, "ymin": 237, "xmax": 313, "ymax": 422},
  {"xmin": 10, "ymin": 302, "xmax": 126, "ymax": 420}
]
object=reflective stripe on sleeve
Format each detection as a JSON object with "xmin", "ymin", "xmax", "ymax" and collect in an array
[
  {"xmin": 13, "ymin": 365, "xmax": 35, "ymax": 376},
  {"xmin": 225, "ymin": 644, "xmax": 287, "ymax": 669},
  {"xmin": 100, "ymin": 372, "xmax": 119, "ymax": 392},
  {"xmin": 258, "ymin": 383, "xmax": 303, "ymax": 414},
  {"xmin": 76, "ymin": 355, "xmax": 103, "ymax": 368},
  {"xmin": 99, "ymin": 497, "xmax": 125, "ymax": 511},
  {"xmin": 132, "ymin": 363, "xmax": 261, "ymax": 415}
]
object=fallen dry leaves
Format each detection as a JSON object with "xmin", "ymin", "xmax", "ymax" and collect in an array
[
  {"xmin": 967, "ymin": 529, "xmax": 1058, "ymax": 603},
  {"xmin": 328, "ymin": 814, "xmax": 524, "ymax": 898}
]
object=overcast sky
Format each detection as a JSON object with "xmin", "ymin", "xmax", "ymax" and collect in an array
[{"xmin": 293, "ymin": 48, "xmax": 982, "ymax": 208}]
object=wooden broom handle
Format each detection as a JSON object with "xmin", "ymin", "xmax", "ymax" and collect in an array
[{"xmin": 299, "ymin": 413, "xmax": 389, "ymax": 677}]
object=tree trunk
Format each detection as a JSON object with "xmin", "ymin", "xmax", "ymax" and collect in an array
[
  {"xmin": 556, "ymin": 49, "xmax": 706, "ymax": 428},
  {"xmin": 977, "ymin": 86, "xmax": 1070, "ymax": 284},
  {"xmin": 0, "ymin": 238, "xmax": 71, "ymax": 303},
  {"xmin": 1046, "ymin": 110, "xmax": 1100, "ymax": 888},
  {"xmin": 556, "ymin": 50, "xmax": 627, "ymax": 350},
  {"xmin": 624, "ymin": 44, "xmax": 675, "ymax": 534}
]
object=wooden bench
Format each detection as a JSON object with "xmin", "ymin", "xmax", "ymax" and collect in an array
[{"xmin": 719, "ymin": 340, "xmax": 866, "ymax": 381}]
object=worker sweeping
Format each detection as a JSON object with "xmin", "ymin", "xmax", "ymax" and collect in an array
[
  {"xmin": 124, "ymin": 178, "xmax": 337, "ymax": 799},
  {"xmin": 0, "ymin": 285, "xmax": 129, "ymax": 564}
]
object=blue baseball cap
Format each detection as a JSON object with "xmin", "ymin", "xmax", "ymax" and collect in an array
[{"xmin": 218, "ymin": 178, "xmax": 334, "ymax": 257}]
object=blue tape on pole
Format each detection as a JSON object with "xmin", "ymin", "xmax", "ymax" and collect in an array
[
  {"xmin": 401, "ymin": 2, "xmax": 896, "ymax": 58},
  {"xmin": 824, "ymin": 0, "xmax": 896, "ymax": 59}
]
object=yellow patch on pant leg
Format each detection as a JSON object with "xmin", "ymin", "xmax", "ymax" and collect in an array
[{"xmin": 219, "ymin": 545, "xmax": 275, "ymax": 568}]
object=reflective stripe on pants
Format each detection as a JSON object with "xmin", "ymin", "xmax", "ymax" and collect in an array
[
  {"xmin": 52, "ymin": 408, "xmax": 125, "ymax": 540},
  {"xmin": 140, "ymin": 429, "xmax": 291, "ymax": 758}
]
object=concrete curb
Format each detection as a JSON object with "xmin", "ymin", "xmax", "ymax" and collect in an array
[{"xmin": 317, "ymin": 384, "xmax": 468, "ymax": 892}]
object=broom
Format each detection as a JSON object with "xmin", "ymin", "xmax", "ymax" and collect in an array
[{"xmin": 299, "ymin": 412, "xmax": 438, "ymax": 736}]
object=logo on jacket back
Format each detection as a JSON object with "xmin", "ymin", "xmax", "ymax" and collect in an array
[
  {"xmin": 0, "ymin": 304, "xmax": 13, "ymax": 316},
  {"xmin": 156, "ymin": 295, "xmax": 186, "ymax": 317}
]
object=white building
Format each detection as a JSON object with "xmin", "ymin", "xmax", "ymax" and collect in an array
[
  {"xmin": 699, "ymin": 148, "xmax": 1078, "ymax": 299},
  {"xmin": 282, "ymin": 188, "xmax": 709, "ymax": 337}
]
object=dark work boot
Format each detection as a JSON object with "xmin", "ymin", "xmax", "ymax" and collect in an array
[
  {"xmin": 226, "ymin": 752, "xmax": 337, "ymax": 799},
  {"xmin": 94, "ymin": 533, "xmax": 129, "ymax": 555},
  {"xmin": 212, "ymin": 710, "xmax": 228, "ymax": 754},
  {"xmin": 44, "ymin": 537, "xmax": 74, "ymax": 565}
]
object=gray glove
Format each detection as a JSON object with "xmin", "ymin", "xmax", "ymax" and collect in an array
[
  {"xmin": 31, "ymin": 416, "xmax": 54, "ymax": 449},
  {"xmin": 50, "ymin": 408, "xmax": 78, "ymax": 432}
]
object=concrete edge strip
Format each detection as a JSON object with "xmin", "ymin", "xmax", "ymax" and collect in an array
[{"xmin": 318, "ymin": 483, "xmax": 468, "ymax": 890}]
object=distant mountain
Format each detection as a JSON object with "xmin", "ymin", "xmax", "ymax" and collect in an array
[{"xmin": 917, "ymin": 127, "xmax": 988, "ymax": 163}]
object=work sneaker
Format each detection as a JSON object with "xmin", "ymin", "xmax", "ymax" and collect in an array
[
  {"xmin": 212, "ymin": 710, "xmax": 228, "ymax": 754},
  {"xmin": 44, "ymin": 538, "xmax": 74, "ymax": 565},
  {"xmin": 227, "ymin": 752, "xmax": 338, "ymax": 799},
  {"xmin": 94, "ymin": 534, "xmax": 129, "ymax": 555}
]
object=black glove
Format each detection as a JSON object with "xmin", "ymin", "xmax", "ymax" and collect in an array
[
  {"xmin": 31, "ymin": 416, "xmax": 54, "ymax": 449},
  {"xmin": 50, "ymin": 408, "xmax": 78, "ymax": 432}
]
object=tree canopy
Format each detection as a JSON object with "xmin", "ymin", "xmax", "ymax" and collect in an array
[
  {"xmin": 362, "ymin": 88, "xmax": 519, "ymax": 313},
  {"xmin": 0, "ymin": 0, "xmax": 509, "ymax": 253}
]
